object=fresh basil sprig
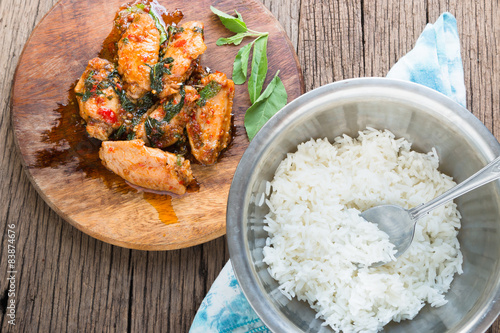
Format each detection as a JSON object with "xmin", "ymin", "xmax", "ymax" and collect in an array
[
  {"xmin": 210, "ymin": 6, "xmax": 268, "ymax": 46},
  {"xmin": 212, "ymin": 6, "xmax": 288, "ymax": 141},
  {"xmin": 244, "ymin": 71, "xmax": 287, "ymax": 141}
]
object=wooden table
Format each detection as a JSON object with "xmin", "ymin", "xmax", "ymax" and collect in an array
[{"xmin": 1, "ymin": 0, "xmax": 498, "ymax": 332}]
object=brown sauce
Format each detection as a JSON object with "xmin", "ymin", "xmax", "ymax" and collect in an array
[
  {"xmin": 31, "ymin": 82, "xmax": 136, "ymax": 194},
  {"xmin": 143, "ymin": 192, "xmax": 177, "ymax": 224}
]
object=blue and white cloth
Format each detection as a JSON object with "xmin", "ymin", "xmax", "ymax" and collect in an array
[
  {"xmin": 190, "ymin": 261, "xmax": 269, "ymax": 333},
  {"xmin": 190, "ymin": 12, "xmax": 466, "ymax": 333},
  {"xmin": 387, "ymin": 12, "xmax": 465, "ymax": 107}
]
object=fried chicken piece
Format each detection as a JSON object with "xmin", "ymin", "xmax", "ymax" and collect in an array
[
  {"xmin": 99, "ymin": 140, "xmax": 194, "ymax": 195},
  {"xmin": 158, "ymin": 21, "xmax": 207, "ymax": 98},
  {"xmin": 75, "ymin": 58, "xmax": 124, "ymax": 141},
  {"xmin": 186, "ymin": 72, "xmax": 235, "ymax": 165},
  {"xmin": 134, "ymin": 85, "xmax": 199, "ymax": 148},
  {"xmin": 117, "ymin": 12, "xmax": 160, "ymax": 100}
]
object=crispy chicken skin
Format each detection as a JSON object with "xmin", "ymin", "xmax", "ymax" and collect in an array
[
  {"xmin": 75, "ymin": 58, "xmax": 124, "ymax": 141},
  {"xmin": 159, "ymin": 21, "xmax": 207, "ymax": 98},
  {"xmin": 186, "ymin": 72, "xmax": 234, "ymax": 165},
  {"xmin": 117, "ymin": 12, "xmax": 160, "ymax": 100},
  {"xmin": 99, "ymin": 140, "xmax": 194, "ymax": 195},
  {"xmin": 134, "ymin": 85, "xmax": 199, "ymax": 147}
]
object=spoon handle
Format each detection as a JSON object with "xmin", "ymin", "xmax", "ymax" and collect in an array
[{"xmin": 409, "ymin": 155, "xmax": 500, "ymax": 220}]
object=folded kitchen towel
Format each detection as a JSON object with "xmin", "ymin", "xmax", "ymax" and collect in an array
[
  {"xmin": 189, "ymin": 12, "xmax": 465, "ymax": 333},
  {"xmin": 387, "ymin": 12, "xmax": 465, "ymax": 107}
]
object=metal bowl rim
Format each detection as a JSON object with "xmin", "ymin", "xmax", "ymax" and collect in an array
[{"xmin": 226, "ymin": 77, "xmax": 500, "ymax": 333}]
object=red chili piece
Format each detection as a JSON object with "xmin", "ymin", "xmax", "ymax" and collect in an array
[
  {"xmin": 172, "ymin": 39, "xmax": 186, "ymax": 48},
  {"xmin": 99, "ymin": 108, "xmax": 118, "ymax": 124}
]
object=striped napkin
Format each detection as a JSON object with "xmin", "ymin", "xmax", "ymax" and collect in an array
[{"xmin": 189, "ymin": 12, "xmax": 465, "ymax": 333}]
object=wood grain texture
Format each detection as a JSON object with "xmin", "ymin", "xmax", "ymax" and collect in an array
[
  {"xmin": 1, "ymin": 0, "xmax": 500, "ymax": 332},
  {"xmin": 10, "ymin": 0, "xmax": 304, "ymax": 250}
]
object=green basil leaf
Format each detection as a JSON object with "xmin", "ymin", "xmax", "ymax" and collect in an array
[
  {"xmin": 248, "ymin": 35, "xmax": 268, "ymax": 104},
  {"xmin": 244, "ymin": 71, "xmax": 287, "ymax": 141},
  {"xmin": 197, "ymin": 81, "xmax": 222, "ymax": 106},
  {"xmin": 232, "ymin": 41, "xmax": 254, "ymax": 84},
  {"xmin": 106, "ymin": 69, "xmax": 135, "ymax": 112},
  {"xmin": 163, "ymin": 85, "xmax": 186, "ymax": 122},
  {"xmin": 215, "ymin": 31, "xmax": 267, "ymax": 46},
  {"xmin": 210, "ymin": 6, "xmax": 247, "ymax": 33},
  {"xmin": 111, "ymin": 124, "xmax": 127, "ymax": 140},
  {"xmin": 147, "ymin": 57, "xmax": 173, "ymax": 94},
  {"xmin": 128, "ymin": 3, "xmax": 145, "ymax": 12},
  {"xmin": 216, "ymin": 33, "xmax": 246, "ymax": 46},
  {"xmin": 148, "ymin": 8, "xmax": 168, "ymax": 44},
  {"xmin": 145, "ymin": 117, "xmax": 165, "ymax": 148},
  {"xmin": 235, "ymin": 10, "xmax": 244, "ymax": 21}
]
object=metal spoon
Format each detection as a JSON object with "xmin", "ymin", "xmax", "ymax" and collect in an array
[{"xmin": 361, "ymin": 155, "xmax": 500, "ymax": 267}]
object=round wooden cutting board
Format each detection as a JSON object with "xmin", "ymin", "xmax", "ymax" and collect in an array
[{"xmin": 11, "ymin": 0, "xmax": 304, "ymax": 250}]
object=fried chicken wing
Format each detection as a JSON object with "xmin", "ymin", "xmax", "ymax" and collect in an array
[
  {"xmin": 99, "ymin": 140, "xmax": 194, "ymax": 195},
  {"xmin": 75, "ymin": 58, "xmax": 124, "ymax": 141},
  {"xmin": 134, "ymin": 85, "xmax": 199, "ymax": 148},
  {"xmin": 158, "ymin": 21, "xmax": 207, "ymax": 98},
  {"xmin": 117, "ymin": 12, "xmax": 160, "ymax": 100},
  {"xmin": 186, "ymin": 72, "xmax": 234, "ymax": 165}
]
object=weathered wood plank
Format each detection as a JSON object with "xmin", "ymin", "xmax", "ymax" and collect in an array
[
  {"xmin": 297, "ymin": 0, "xmax": 364, "ymax": 90},
  {"xmin": 362, "ymin": 0, "xmax": 427, "ymax": 77},
  {"xmin": 0, "ymin": 0, "xmax": 62, "ymax": 331},
  {"xmin": 261, "ymin": 0, "xmax": 301, "ymax": 51}
]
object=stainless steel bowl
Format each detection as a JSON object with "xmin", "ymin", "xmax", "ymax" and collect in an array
[{"xmin": 227, "ymin": 78, "xmax": 500, "ymax": 332}]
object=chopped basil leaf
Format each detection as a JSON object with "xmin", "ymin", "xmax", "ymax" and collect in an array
[
  {"xmin": 148, "ymin": 57, "xmax": 174, "ymax": 94},
  {"xmin": 111, "ymin": 124, "xmax": 127, "ymax": 140},
  {"xmin": 107, "ymin": 70, "xmax": 135, "ymax": 112},
  {"xmin": 145, "ymin": 117, "xmax": 165, "ymax": 148},
  {"xmin": 136, "ymin": 92, "xmax": 155, "ymax": 115},
  {"xmin": 193, "ymin": 27, "xmax": 204, "ymax": 35},
  {"xmin": 79, "ymin": 70, "xmax": 112, "ymax": 102},
  {"xmin": 168, "ymin": 25, "xmax": 184, "ymax": 37},
  {"xmin": 163, "ymin": 85, "xmax": 185, "ymax": 122},
  {"xmin": 197, "ymin": 81, "xmax": 222, "ymax": 107},
  {"xmin": 148, "ymin": 8, "xmax": 168, "ymax": 44}
]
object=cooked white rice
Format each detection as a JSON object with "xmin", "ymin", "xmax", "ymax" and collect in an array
[{"xmin": 262, "ymin": 128, "xmax": 463, "ymax": 333}]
